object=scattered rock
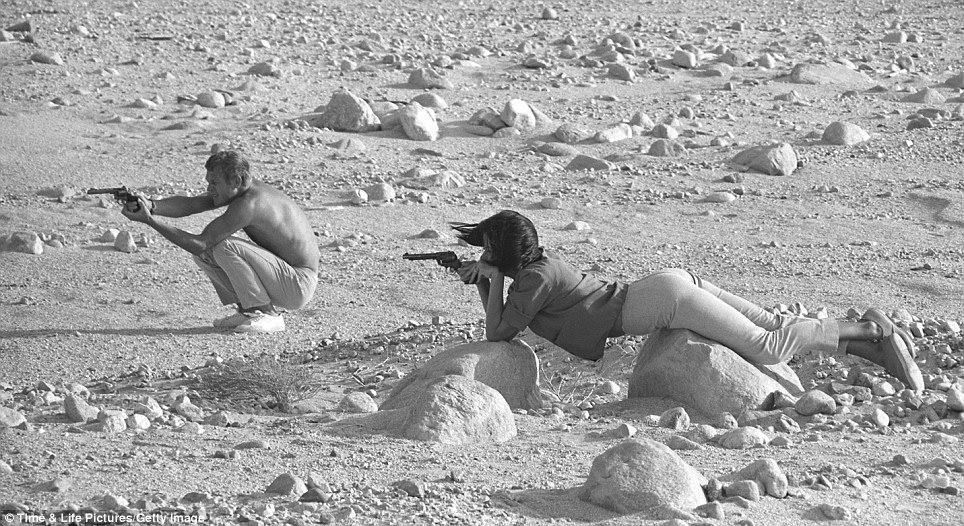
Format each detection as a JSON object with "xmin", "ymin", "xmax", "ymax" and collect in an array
[
  {"xmin": 788, "ymin": 62, "xmax": 874, "ymax": 88},
  {"xmin": 565, "ymin": 154, "xmax": 615, "ymax": 171},
  {"xmin": 408, "ymin": 68, "xmax": 454, "ymax": 89},
  {"xmin": 579, "ymin": 439, "xmax": 707, "ymax": 516},
  {"xmin": 822, "ymin": 121, "xmax": 870, "ymax": 145},
  {"xmin": 30, "ymin": 52, "xmax": 65, "ymax": 66},
  {"xmin": 554, "ymin": 123, "xmax": 594, "ymax": 144},
  {"xmin": 717, "ymin": 427, "xmax": 769, "ymax": 449},
  {"xmin": 0, "ymin": 407, "xmax": 27, "ymax": 429},
  {"xmin": 399, "ymin": 102, "xmax": 439, "ymax": 141},
  {"xmin": 364, "ymin": 182, "xmax": 396, "ymax": 202},
  {"xmin": 64, "ymin": 394, "xmax": 99, "ymax": 423},
  {"xmin": 536, "ymin": 142, "xmax": 578, "ymax": 157},
  {"xmin": 35, "ymin": 477, "xmax": 71, "ymax": 492},
  {"xmin": 338, "ymin": 392, "xmax": 378, "ymax": 413},
  {"xmin": 196, "ymin": 91, "xmax": 226, "ymax": 109},
  {"xmin": 659, "ymin": 407, "xmax": 691, "ymax": 430},
  {"xmin": 310, "ymin": 89, "xmax": 380, "ymax": 133},
  {"xmin": 501, "ymin": 99, "xmax": 537, "ymax": 130},
  {"xmin": 672, "ymin": 50, "xmax": 698, "ymax": 69},
  {"xmin": 730, "ymin": 143, "xmax": 798, "ymax": 176},
  {"xmin": 724, "ymin": 480, "xmax": 761, "ymax": 501},
  {"xmin": 722, "ymin": 459, "xmax": 788, "ymax": 498},
  {"xmin": 113, "ymin": 231, "xmax": 137, "ymax": 253},
  {"xmin": 794, "ymin": 390, "xmax": 837, "ymax": 416},
  {"xmin": 651, "ymin": 124, "xmax": 679, "ymax": 140},
  {"xmin": 647, "ymin": 139, "xmax": 685, "ymax": 157},
  {"xmin": 664, "ymin": 435, "xmax": 705, "ymax": 451},
  {"xmin": 901, "ymin": 88, "xmax": 946, "ymax": 104},
  {"xmin": 266, "ymin": 473, "xmax": 308, "ymax": 497},
  {"xmin": 0, "ymin": 232, "xmax": 43, "ymax": 255},
  {"xmin": 595, "ymin": 123, "xmax": 633, "ymax": 143}
]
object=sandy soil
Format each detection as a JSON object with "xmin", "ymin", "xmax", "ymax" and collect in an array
[{"xmin": 1, "ymin": 0, "xmax": 963, "ymax": 524}]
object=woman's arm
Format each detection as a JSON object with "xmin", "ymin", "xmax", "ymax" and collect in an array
[{"xmin": 479, "ymin": 266, "xmax": 519, "ymax": 342}]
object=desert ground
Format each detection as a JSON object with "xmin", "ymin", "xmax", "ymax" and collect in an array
[{"xmin": 1, "ymin": 0, "xmax": 963, "ymax": 524}]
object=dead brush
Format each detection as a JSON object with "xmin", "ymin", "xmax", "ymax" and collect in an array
[{"xmin": 196, "ymin": 355, "xmax": 323, "ymax": 412}]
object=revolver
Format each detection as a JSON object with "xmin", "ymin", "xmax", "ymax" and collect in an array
[
  {"xmin": 402, "ymin": 251, "xmax": 462, "ymax": 270},
  {"xmin": 87, "ymin": 186, "xmax": 144, "ymax": 212}
]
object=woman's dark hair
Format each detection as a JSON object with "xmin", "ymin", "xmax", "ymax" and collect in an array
[
  {"xmin": 451, "ymin": 210, "xmax": 544, "ymax": 274},
  {"xmin": 205, "ymin": 150, "xmax": 251, "ymax": 188}
]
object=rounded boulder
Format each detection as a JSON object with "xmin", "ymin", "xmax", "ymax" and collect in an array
[{"xmin": 579, "ymin": 438, "xmax": 707, "ymax": 516}]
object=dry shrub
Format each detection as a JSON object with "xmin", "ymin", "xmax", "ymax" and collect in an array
[{"xmin": 197, "ymin": 355, "xmax": 323, "ymax": 412}]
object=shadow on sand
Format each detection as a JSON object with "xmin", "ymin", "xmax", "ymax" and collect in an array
[{"xmin": 0, "ymin": 326, "xmax": 223, "ymax": 339}]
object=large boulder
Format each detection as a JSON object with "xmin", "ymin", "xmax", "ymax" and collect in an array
[
  {"xmin": 398, "ymin": 102, "xmax": 439, "ymax": 141},
  {"xmin": 787, "ymin": 63, "xmax": 874, "ymax": 89},
  {"xmin": 729, "ymin": 143, "xmax": 798, "ymax": 176},
  {"xmin": 309, "ymin": 89, "xmax": 380, "ymax": 132},
  {"xmin": 628, "ymin": 330, "xmax": 802, "ymax": 417},
  {"xmin": 400, "ymin": 375, "xmax": 516, "ymax": 444},
  {"xmin": 381, "ymin": 341, "xmax": 542, "ymax": 411},
  {"xmin": 579, "ymin": 439, "xmax": 707, "ymax": 516},
  {"xmin": 339, "ymin": 375, "xmax": 516, "ymax": 445}
]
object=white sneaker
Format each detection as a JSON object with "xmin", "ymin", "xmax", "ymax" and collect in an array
[
  {"xmin": 234, "ymin": 311, "xmax": 285, "ymax": 333},
  {"xmin": 213, "ymin": 311, "xmax": 248, "ymax": 328}
]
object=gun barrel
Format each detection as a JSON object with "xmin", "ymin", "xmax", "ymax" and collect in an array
[
  {"xmin": 87, "ymin": 187, "xmax": 125, "ymax": 195},
  {"xmin": 402, "ymin": 251, "xmax": 455, "ymax": 260}
]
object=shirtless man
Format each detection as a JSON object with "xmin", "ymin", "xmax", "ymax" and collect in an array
[{"xmin": 121, "ymin": 150, "xmax": 320, "ymax": 333}]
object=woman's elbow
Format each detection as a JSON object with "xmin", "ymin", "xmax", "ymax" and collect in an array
[{"xmin": 485, "ymin": 326, "xmax": 518, "ymax": 342}]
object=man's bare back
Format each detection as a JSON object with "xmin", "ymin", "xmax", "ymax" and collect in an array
[{"xmin": 231, "ymin": 181, "xmax": 320, "ymax": 272}]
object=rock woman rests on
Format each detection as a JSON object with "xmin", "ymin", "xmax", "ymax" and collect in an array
[{"xmin": 451, "ymin": 210, "xmax": 924, "ymax": 392}]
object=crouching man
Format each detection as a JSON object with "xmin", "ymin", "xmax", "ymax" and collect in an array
[{"xmin": 121, "ymin": 150, "xmax": 319, "ymax": 333}]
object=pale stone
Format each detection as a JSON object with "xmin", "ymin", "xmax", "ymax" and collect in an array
[
  {"xmin": 408, "ymin": 68, "xmax": 454, "ymax": 89},
  {"xmin": 730, "ymin": 143, "xmax": 798, "ymax": 176},
  {"xmin": 717, "ymin": 427, "xmax": 769, "ymax": 449},
  {"xmin": 648, "ymin": 139, "xmax": 685, "ymax": 157},
  {"xmin": 338, "ymin": 392, "xmax": 378, "ymax": 413},
  {"xmin": 901, "ymin": 88, "xmax": 946, "ymax": 104},
  {"xmin": 398, "ymin": 102, "xmax": 439, "ymax": 141},
  {"xmin": 722, "ymin": 459, "xmax": 788, "ymax": 498},
  {"xmin": 595, "ymin": 123, "xmax": 633, "ymax": 143},
  {"xmin": 310, "ymin": 89, "xmax": 380, "ymax": 132},
  {"xmin": 196, "ymin": 91, "xmax": 226, "ymax": 109},
  {"xmin": 266, "ymin": 473, "xmax": 308, "ymax": 496},
  {"xmin": 554, "ymin": 123, "xmax": 594, "ymax": 143},
  {"xmin": 822, "ymin": 121, "xmax": 870, "ymax": 145},
  {"xmin": 381, "ymin": 341, "xmax": 541, "ymax": 411},
  {"xmin": 788, "ymin": 63, "xmax": 874, "ymax": 89},
  {"xmin": 0, "ymin": 407, "xmax": 27, "ymax": 428},
  {"xmin": 795, "ymin": 390, "xmax": 836, "ymax": 416},
  {"xmin": 399, "ymin": 375, "xmax": 517, "ymax": 444},
  {"xmin": 1, "ymin": 232, "xmax": 43, "ymax": 255},
  {"xmin": 579, "ymin": 439, "xmax": 707, "ymax": 516},
  {"xmin": 364, "ymin": 182, "xmax": 395, "ymax": 202},
  {"xmin": 501, "ymin": 99, "xmax": 537, "ymax": 130},
  {"xmin": 64, "ymin": 394, "xmax": 99, "ymax": 423},
  {"xmin": 113, "ymin": 231, "xmax": 137, "ymax": 253},
  {"xmin": 629, "ymin": 330, "xmax": 802, "ymax": 417},
  {"xmin": 565, "ymin": 154, "xmax": 615, "ymax": 171}
]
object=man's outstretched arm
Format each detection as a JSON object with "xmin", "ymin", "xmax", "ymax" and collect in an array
[
  {"xmin": 151, "ymin": 194, "xmax": 218, "ymax": 218},
  {"xmin": 123, "ymin": 196, "xmax": 253, "ymax": 255}
]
